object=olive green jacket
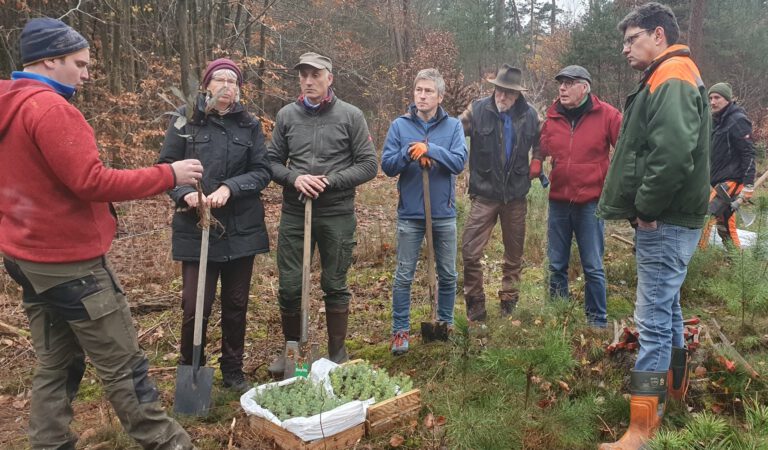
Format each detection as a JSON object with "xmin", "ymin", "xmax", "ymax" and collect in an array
[{"xmin": 597, "ymin": 45, "xmax": 710, "ymax": 229}]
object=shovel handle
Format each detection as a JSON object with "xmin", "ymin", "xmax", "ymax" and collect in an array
[
  {"xmin": 192, "ymin": 205, "xmax": 210, "ymax": 366},
  {"xmin": 301, "ymin": 198, "xmax": 312, "ymax": 344},
  {"xmin": 422, "ymin": 168, "xmax": 438, "ymax": 322}
]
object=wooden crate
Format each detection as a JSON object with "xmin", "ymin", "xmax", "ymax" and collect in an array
[
  {"xmin": 365, "ymin": 388, "xmax": 421, "ymax": 436},
  {"xmin": 249, "ymin": 415, "xmax": 365, "ymax": 450}
]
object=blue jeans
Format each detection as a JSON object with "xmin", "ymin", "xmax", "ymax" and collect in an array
[
  {"xmin": 547, "ymin": 200, "xmax": 607, "ymax": 327},
  {"xmin": 634, "ymin": 222, "xmax": 701, "ymax": 372},
  {"xmin": 392, "ymin": 218, "xmax": 458, "ymax": 333}
]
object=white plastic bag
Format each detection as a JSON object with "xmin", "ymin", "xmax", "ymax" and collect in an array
[{"xmin": 240, "ymin": 359, "xmax": 366, "ymax": 442}]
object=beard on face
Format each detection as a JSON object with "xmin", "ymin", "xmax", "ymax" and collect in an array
[{"xmin": 496, "ymin": 102, "xmax": 511, "ymax": 113}]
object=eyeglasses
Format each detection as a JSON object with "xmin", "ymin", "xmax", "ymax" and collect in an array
[
  {"xmin": 622, "ymin": 29, "xmax": 650, "ymax": 48},
  {"xmin": 211, "ymin": 77, "xmax": 237, "ymax": 85},
  {"xmin": 558, "ymin": 79, "xmax": 581, "ymax": 88}
]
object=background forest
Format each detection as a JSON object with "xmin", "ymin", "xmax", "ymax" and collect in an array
[{"xmin": 1, "ymin": 1, "xmax": 768, "ymax": 449}]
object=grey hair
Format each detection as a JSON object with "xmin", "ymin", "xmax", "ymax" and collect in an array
[
  {"xmin": 414, "ymin": 68, "xmax": 445, "ymax": 97},
  {"xmin": 579, "ymin": 79, "xmax": 591, "ymax": 94}
]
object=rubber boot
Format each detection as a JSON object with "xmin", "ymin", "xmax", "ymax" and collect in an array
[
  {"xmin": 667, "ymin": 346, "xmax": 689, "ymax": 402},
  {"xmin": 599, "ymin": 370, "xmax": 667, "ymax": 450},
  {"xmin": 326, "ymin": 304, "xmax": 349, "ymax": 363},
  {"xmin": 267, "ymin": 311, "xmax": 301, "ymax": 378},
  {"xmin": 499, "ymin": 291, "xmax": 518, "ymax": 317},
  {"xmin": 465, "ymin": 294, "xmax": 487, "ymax": 322}
]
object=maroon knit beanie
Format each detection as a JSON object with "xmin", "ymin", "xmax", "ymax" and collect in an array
[{"xmin": 201, "ymin": 58, "xmax": 242, "ymax": 88}]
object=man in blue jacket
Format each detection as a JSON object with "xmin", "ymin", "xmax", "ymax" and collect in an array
[{"xmin": 381, "ymin": 68, "xmax": 467, "ymax": 354}]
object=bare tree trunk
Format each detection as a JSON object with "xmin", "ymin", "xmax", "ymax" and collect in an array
[
  {"xmin": 688, "ymin": 0, "xmax": 706, "ymax": 60},
  {"xmin": 388, "ymin": 0, "xmax": 404, "ymax": 63},
  {"xmin": 530, "ymin": 0, "xmax": 537, "ymax": 56},
  {"xmin": 494, "ymin": 0, "xmax": 505, "ymax": 52},
  {"xmin": 124, "ymin": 0, "xmax": 135, "ymax": 90},
  {"xmin": 177, "ymin": 0, "xmax": 192, "ymax": 98},
  {"xmin": 110, "ymin": 12, "xmax": 122, "ymax": 94},
  {"xmin": 402, "ymin": 0, "xmax": 411, "ymax": 62},
  {"xmin": 257, "ymin": 0, "xmax": 269, "ymax": 110},
  {"xmin": 509, "ymin": 0, "xmax": 522, "ymax": 37},
  {"xmin": 192, "ymin": 0, "xmax": 203, "ymax": 72},
  {"xmin": 550, "ymin": 0, "xmax": 557, "ymax": 33}
]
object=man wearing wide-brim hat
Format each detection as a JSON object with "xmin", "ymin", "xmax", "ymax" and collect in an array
[{"xmin": 459, "ymin": 64, "xmax": 542, "ymax": 321}]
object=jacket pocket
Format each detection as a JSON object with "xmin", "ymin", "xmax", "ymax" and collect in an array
[
  {"xmin": 336, "ymin": 238, "xmax": 357, "ymax": 277},
  {"xmin": 41, "ymin": 274, "xmax": 118, "ymax": 321},
  {"xmin": 473, "ymin": 127, "xmax": 496, "ymax": 173},
  {"xmin": 228, "ymin": 134, "xmax": 253, "ymax": 173},
  {"xmin": 80, "ymin": 288, "xmax": 120, "ymax": 321},
  {"xmin": 618, "ymin": 138, "xmax": 645, "ymax": 202}
]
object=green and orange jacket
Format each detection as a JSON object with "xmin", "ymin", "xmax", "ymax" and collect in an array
[{"xmin": 597, "ymin": 45, "xmax": 710, "ymax": 229}]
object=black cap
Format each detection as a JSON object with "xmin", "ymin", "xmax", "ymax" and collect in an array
[
  {"xmin": 20, "ymin": 17, "xmax": 89, "ymax": 66},
  {"xmin": 555, "ymin": 65, "xmax": 591, "ymax": 84}
]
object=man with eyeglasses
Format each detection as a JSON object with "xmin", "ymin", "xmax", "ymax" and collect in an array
[
  {"xmin": 597, "ymin": 3, "xmax": 710, "ymax": 449},
  {"xmin": 539, "ymin": 65, "xmax": 621, "ymax": 329},
  {"xmin": 459, "ymin": 65, "xmax": 542, "ymax": 321}
]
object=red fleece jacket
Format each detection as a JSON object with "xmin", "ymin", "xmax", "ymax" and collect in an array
[
  {"xmin": 540, "ymin": 94, "xmax": 622, "ymax": 204},
  {"xmin": 0, "ymin": 78, "xmax": 175, "ymax": 263}
]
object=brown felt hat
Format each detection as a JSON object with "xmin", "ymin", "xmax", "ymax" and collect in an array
[{"xmin": 488, "ymin": 64, "xmax": 528, "ymax": 92}]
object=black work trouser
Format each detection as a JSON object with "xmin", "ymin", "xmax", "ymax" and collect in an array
[{"xmin": 179, "ymin": 255, "xmax": 254, "ymax": 374}]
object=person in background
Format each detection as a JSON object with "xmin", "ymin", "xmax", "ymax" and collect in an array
[
  {"xmin": 539, "ymin": 65, "xmax": 621, "ymax": 328},
  {"xmin": 158, "ymin": 58, "xmax": 272, "ymax": 392},
  {"xmin": 381, "ymin": 68, "xmax": 467, "ymax": 354},
  {"xmin": 699, "ymin": 82, "xmax": 756, "ymax": 249},
  {"xmin": 0, "ymin": 17, "xmax": 201, "ymax": 450}
]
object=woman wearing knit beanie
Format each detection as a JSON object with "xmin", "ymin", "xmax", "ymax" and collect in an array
[{"xmin": 158, "ymin": 58, "xmax": 272, "ymax": 392}]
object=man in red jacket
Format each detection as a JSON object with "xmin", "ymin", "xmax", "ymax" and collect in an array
[
  {"xmin": 0, "ymin": 17, "xmax": 202, "ymax": 450},
  {"xmin": 538, "ymin": 65, "xmax": 621, "ymax": 328}
]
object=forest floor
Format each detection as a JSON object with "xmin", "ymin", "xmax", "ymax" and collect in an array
[{"xmin": 1, "ymin": 172, "xmax": 767, "ymax": 449}]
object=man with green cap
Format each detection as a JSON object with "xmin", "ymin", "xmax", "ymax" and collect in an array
[
  {"xmin": 267, "ymin": 52, "xmax": 378, "ymax": 376},
  {"xmin": 699, "ymin": 82, "xmax": 756, "ymax": 249}
]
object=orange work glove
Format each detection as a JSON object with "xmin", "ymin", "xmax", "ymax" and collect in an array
[
  {"xmin": 408, "ymin": 142, "xmax": 428, "ymax": 160},
  {"xmin": 529, "ymin": 158, "xmax": 542, "ymax": 180},
  {"xmin": 419, "ymin": 156, "xmax": 434, "ymax": 169}
]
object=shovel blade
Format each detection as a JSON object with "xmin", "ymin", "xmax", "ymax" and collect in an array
[
  {"xmin": 421, "ymin": 321, "xmax": 449, "ymax": 342},
  {"xmin": 173, "ymin": 364, "xmax": 215, "ymax": 416}
]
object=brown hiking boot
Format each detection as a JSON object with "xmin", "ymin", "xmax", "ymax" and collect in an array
[
  {"xmin": 267, "ymin": 311, "xmax": 300, "ymax": 378},
  {"xmin": 599, "ymin": 370, "xmax": 666, "ymax": 450},
  {"xmin": 667, "ymin": 346, "xmax": 689, "ymax": 402},
  {"xmin": 499, "ymin": 291, "xmax": 518, "ymax": 317},
  {"xmin": 465, "ymin": 294, "xmax": 487, "ymax": 322},
  {"xmin": 326, "ymin": 304, "xmax": 349, "ymax": 363}
]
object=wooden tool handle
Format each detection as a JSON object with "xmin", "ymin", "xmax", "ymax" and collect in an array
[
  {"xmin": 422, "ymin": 169, "xmax": 438, "ymax": 322},
  {"xmin": 301, "ymin": 198, "xmax": 312, "ymax": 344},
  {"xmin": 192, "ymin": 204, "xmax": 210, "ymax": 367}
]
